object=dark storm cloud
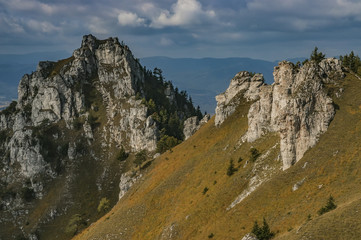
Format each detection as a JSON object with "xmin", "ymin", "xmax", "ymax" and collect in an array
[{"xmin": 0, "ymin": 0, "xmax": 360, "ymax": 59}]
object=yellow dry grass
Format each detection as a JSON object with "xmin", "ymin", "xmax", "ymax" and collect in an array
[{"xmin": 74, "ymin": 72, "xmax": 361, "ymax": 240}]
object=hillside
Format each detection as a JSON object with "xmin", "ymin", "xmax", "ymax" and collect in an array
[{"xmin": 73, "ymin": 59, "xmax": 361, "ymax": 239}]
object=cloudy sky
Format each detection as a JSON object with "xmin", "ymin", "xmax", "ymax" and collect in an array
[{"xmin": 1, "ymin": 0, "xmax": 361, "ymax": 60}]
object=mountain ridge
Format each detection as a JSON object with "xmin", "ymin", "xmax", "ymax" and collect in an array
[{"xmin": 72, "ymin": 55, "xmax": 361, "ymax": 240}]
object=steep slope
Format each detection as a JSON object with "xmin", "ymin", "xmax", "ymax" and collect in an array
[
  {"xmin": 74, "ymin": 59, "xmax": 361, "ymax": 239},
  {"xmin": 0, "ymin": 35, "xmax": 201, "ymax": 240}
]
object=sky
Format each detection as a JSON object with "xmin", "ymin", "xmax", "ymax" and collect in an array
[{"xmin": 0, "ymin": 0, "xmax": 361, "ymax": 61}]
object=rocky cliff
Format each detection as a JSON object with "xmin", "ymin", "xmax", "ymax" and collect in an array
[
  {"xmin": 216, "ymin": 58, "xmax": 344, "ymax": 170},
  {"xmin": 0, "ymin": 35, "xmax": 200, "ymax": 239}
]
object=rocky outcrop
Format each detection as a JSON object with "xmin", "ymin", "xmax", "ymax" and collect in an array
[
  {"xmin": 215, "ymin": 72, "xmax": 264, "ymax": 126},
  {"xmin": 216, "ymin": 58, "xmax": 344, "ymax": 170},
  {"xmin": 183, "ymin": 114, "xmax": 210, "ymax": 140},
  {"xmin": 0, "ymin": 34, "xmax": 198, "ymax": 239},
  {"xmin": 118, "ymin": 172, "xmax": 142, "ymax": 200},
  {"xmin": 241, "ymin": 233, "xmax": 259, "ymax": 240}
]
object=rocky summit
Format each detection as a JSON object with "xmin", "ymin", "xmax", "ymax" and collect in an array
[{"xmin": 0, "ymin": 35, "xmax": 201, "ymax": 239}]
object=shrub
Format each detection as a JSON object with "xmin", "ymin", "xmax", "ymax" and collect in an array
[
  {"xmin": 238, "ymin": 156, "xmax": 243, "ymax": 163},
  {"xmin": 88, "ymin": 114, "xmax": 99, "ymax": 129},
  {"xmin": 117, "ymin": 147, "xmax": 129, "ymax": 161},
  {"xmin": 250, "ymin": 148, "xmax": 260, "ymax": 162},
  {"xmin": 318, "ymin": 195, "xmax": 337, "ymax": 215},
  {"xmin": 202, "ymin": 187, "xmax": 209, "ymax": 195},
  {"xmin": 227, "ymin": 159, "xmax": 237, "ymax": 176},
  {"xmin": 65, "ymin": 214, "xmax": 87, "ymax": 236},
  {"xmin": 73, "ymin": 117, "xmax": 83, "ymax": 130},
  {"xmin": 156, "ymin": 135, "xmax": 181, "ymax": 153},
  {"xmin": 21, "ymin": 187, "xmax": 35, "ymax": 202},
  {"xmin": 208, "ymin": 233, "xmax": 214, "ymax": 238},
  {"xmin": 134, "ymin": 150, "xmax": 147, "ymax": 168},
  {"xmin": 97, "ymin": 197, "xmax": 110, "ymax": 213},
  {"xmin": 1, "ymin": 101, "xmax": 17, "ymax": 116},
  {"xmin": 0, "ymin": 130, "xmax": 9, "ymax": 144},
  {"xmin": 252, "ymin": 217, "xmax": 275, "ymax": 240}
]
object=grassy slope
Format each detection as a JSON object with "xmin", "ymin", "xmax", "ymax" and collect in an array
[{"xmin": 75, "ymin": 72, "xmax": 361, "ymax": 240}]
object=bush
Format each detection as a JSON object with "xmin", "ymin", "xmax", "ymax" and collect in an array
[
  {"xmin": 73, "ymin": 117, "xmax": 83, "ymax": 130},
  {"xmin": 1, "ymin": 101, "xmax": 17, "ymax": 116},
  {"xmin": 21, "ymin": 187, "xmax": 35, "ymax": 202},
  {"xmin": 227, "ymin": 159, "xmax": 237, "ymax": 176},
  {"xmin": 252, "ymin": 217, "xmax": 275, "ymax": 240},
  {"xmin": 156, "ymin": 135, "xmax": 181, "ymax": 153},
  {"xmin": 134, "ymin": 150, "xmax": 147, "ymax": 168},
  {"xmin": 97, "ymin": 197, "xmax": 110, "ymax": 213},
  {"xmin": 202, "ymin": 187, "xmax": 209, "ymax": 195},
  {"xmin": 250, "ymin": 148, "xmax": 260, "ymax": 162},
  {"xmin": 318, "ymin": 195, "xmax": 337, "ymax": 215},
  {"xmin": 65, "ymin": 214, "xmax": 87, "ymax": 236},
  {"xmin": 117, "ymin": 147, "xmax": 129, "ymax": 161}
]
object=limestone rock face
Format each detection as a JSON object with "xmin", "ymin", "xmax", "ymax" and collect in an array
[
  {"xmin": 183, "ymin": 114, "xmax": 210, "ymax": 140},
  {"xmin": 0, "ymin": 34, "xmax": 199, "ymax": 239},
  {"xmin": 216, "ymin": 58, "xmax": 344, "ymax": 170},
  {"xmin": 215, "ymin": 72, "xmax": 264, "ymax": 126},
  {"xmin": 241, "ymin": 233, "xmax": 259, "ymax": 240},
  {"xmin": 118, "ymin": 172, "xmax": 142, "ymax": 200},
  {"xmin": 0, "ymin": 34, "xmax": 157, "ymax": 183}
]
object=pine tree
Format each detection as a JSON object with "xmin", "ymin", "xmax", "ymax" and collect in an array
[
  {"xmin": 251, "ymin": 218, "xmax": 275, "ymax": 240},
  {"xmin": 227, "ymin": 159, "xmax": 237, "ymax": 176},
  {"xmin": 310, "ymin": 47, "xmax": 325, "ymax": 64}
]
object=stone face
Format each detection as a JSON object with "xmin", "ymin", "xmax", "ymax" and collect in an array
[
  {"xmin": 216, "ymin": 58, "xmax": 344, "ymax": 170},
  {"xmin": 0, "ymin": 34, "xmax": 159, "ymax": 183},
  {"xmin": 215, "ymin": 72, "xmax": 264, "ymax": 126},
  {"xmin": 183, "ymin": 116, "xmax": 199, "ymax": 140},
  {"xmin": 118, "ymin": 172, "xmax": 142, "ymax": 200},
  {"xmin": 183, "ymin": 114, "xmax": 210, "ymax": 140},
  {"xmin": 241, "ymin": 233, "xmax": 259, "ymax": 240},
  {"xmin": 0, "ymin": 34, "xmax": 199, "ymax": 239}
]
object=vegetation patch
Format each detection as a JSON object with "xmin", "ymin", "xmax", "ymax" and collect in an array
[
  {"xmin": 65, "ymin": 214, "xmax": 87, "ymax": 236},
  {"xmin": 251, "ymin": 218, "xmax": 275, "ymax": 240},
  {"xmin": 117, "ymin": 147, "xmax": 129, "ymax": 161},
  {"xmin": 49, "ymin": 56, "xmax": 75, "ymax": 77},
  {"xmin": 249, "ymin": 148, "xmax": 260, "ymax": 162},
  {"xmin": 226, "ymin": 159, "xmax": 237, "ymax": 176},
  {"xmin": 318, "ymin": 195, "xmax": 337, "ymax": 215},
  {"xmin": 0, "ymin": 101, "xmax": 18, "ymax": 116},
  {"xmin": 97, "ymin": 197, "xmax": 110, "ymax": 213}
]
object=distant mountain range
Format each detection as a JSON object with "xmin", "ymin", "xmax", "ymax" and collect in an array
[
  {"xmin": 140, "ymin": 57, "xmax": 279, "ymax": 114},
  {"xmin": 0, "ymin": 52, "xmax": 304, "ymax": 113}
]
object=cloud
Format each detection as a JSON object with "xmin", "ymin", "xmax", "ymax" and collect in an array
[
  {"xmin": 88, "ymin": 17, "xmax": 111, "ymax": 35},
  {"xmin": 117, "ymin": 10, "xmax": 145, "ymax": 27},
  {"xmin": 0, "ymin": 0, "xmax": 360, "ymax": 61},
  {"xmin": 160, "ymin": 37, "xmax": 174, "ymax": 46},
  {"xmin": 0, "ymin": 15, "xmax": 25, "ymax": 33},
  {"xmin": 0, "ymin": 0, "xmax": 57, "ymax": 15},
  {"xmin": 150, "ymin": 0, "xmax": 216, "ymax": 28}
]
